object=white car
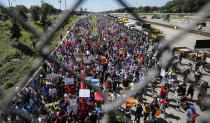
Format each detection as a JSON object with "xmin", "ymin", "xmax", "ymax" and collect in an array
[
  {"xmin": 126, "ymin": 23, "xmax": 136, "ymax": 29},
  {"xmin": 181, "ymin": 19, "xmax": 190, "ymax": 24}
]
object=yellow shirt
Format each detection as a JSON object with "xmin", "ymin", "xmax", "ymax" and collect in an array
[{"xmin": 144, "ymin": 104, "xmax": 151, "ymax": 113}]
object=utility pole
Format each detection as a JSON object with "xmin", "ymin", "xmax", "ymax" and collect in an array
[
  {"xmin": 8, "ymin": 0, "xmax": 11, "ymax": 7},
  {"xmin": 65, "ymin": 0, "xmax": 66, "ymax": 10},
  {"xmin": 41, "ymin": 0, "xmax": 44, "ymax": 4},
  {"xmin": 136, "ymin": 0, "xmax": 137, "ymax": 8},
  {"xmin": 59, "ymin": 0, "xmax": 62, "ymax": 10}
]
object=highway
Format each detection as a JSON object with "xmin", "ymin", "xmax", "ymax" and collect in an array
[
  {"xmin": 128, "ymin": 19, "xmax": 210, "ymax": 50},
  {"xmin": 111, "ymin": 13, "xmax": 210, "ymax": 37},
  {"xmin": 118, "ymin": 16, "xmax": 210, "ymax": 123}
]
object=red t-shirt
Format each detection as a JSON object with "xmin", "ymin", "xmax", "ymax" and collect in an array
[
  {"xmin": 160, "ymin": 86, "xmax": 167, "ymax": 96},
  {"xmin": 161, "ymin": 99, "xmax": 168, "ymax": 107}
]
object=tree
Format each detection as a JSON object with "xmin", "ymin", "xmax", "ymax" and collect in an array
[
  {"xmin": 41, "ymin": 3, "xmax": 58, "ymax": 16},
  {"xmin": 29, "ymin": 6, "xmax": 41, "ymax": 23},
  {"xmin": 150, "ymin": 6, "xmax": 158, "ymax": 12},
  {"xmin": 14, "ymin": 5, "xmax": 28, "ymax": 21},
  {"xmin": 10, "ymin": 20, "xmax": 21, "ymax": 41},
  {"xmin": 142, "ymin": 6, "xmax": 150, "ymax": 13},
  {"xmin": 40, "ymin": 15, "xmax": 47, "ymax": 32}
]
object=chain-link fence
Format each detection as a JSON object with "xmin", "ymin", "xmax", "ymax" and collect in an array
[{"xmin": 0, "ymin": 0, "xmax": 210, "ymax": 122}]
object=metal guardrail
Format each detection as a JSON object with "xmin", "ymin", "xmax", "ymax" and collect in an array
[{"xmin": 0, "ymin": 0, "xmax": 210, "ymax": 122}]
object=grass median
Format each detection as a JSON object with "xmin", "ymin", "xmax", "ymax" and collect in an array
[
  {"xmin": 0, "ymin": 14, "xmax": 79, "ymax": 91},
  {"xmin": 90, "ymin": 15, "xmax": 98, "ymax": 34}
]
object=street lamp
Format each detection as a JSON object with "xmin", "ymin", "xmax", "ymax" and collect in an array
[
  {"xmin": 8, "ymin": 0, "xmax": 10, "ymax": 7},
  {"xmin": 58, "ymin": 0, "xmax": 62, "ymax": 10}
]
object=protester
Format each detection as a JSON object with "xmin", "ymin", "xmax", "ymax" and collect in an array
[
  {"xmin": 186, "ymin": 105, "xmax": 199, "ymax": 123},
  {"xmin": 3, "ymin": 15, "xmax": 207, "ymax": 123}
]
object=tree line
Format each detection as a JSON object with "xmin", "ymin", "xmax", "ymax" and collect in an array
[
  {"xmin": 108, "ymin": 0, "xmax": 210, "ymax": 13},
  {"xmin": 0, "ymin": 3, "xmax": 60, "ymax": 41}
]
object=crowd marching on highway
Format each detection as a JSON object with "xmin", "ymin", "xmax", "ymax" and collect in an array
[{"xmin": 1, "ymin": 15, "xmax": 208, "ymax": 123}]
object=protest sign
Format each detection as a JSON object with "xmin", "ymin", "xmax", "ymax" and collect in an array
[
  {"xmin": 79, "ymin": 89, "xmax": 90, "ymax": 97},
  {"xmin": 161, "ymin": 68, "xmax": 165, "ymax": 77},
  {"xmin": 76, "ymin": 57, "xmax": 82, "ymax": 62},
  {"xmin": 155, "ymin": 109, "xmax": 162, "ymax": 117},
  {"xmin": 94, "ymin": 92, "xmax": 104, "ymax": 101},
  {"xmin": 131, "ymin": 40, "xmax": 136, "ymax": 44},
  {"xmin": 80, "ymin": 82, "xmax": 86, "ymax": 89},
  {"xmin": 70, "ymin": 99, "xmax": 77, "ymax": 106},
  {"xmin": 85, "ymin": 76, "xmax": 93, "ymax": 81},
  {"xmin": 80, "ymin": 73, "xmax": 87, "ymax": 79},
  {"xmin": 46, "ymin": 73, "xmax": 58, "ymax": 80},
  {"xmin": 45, "ymin": 101, "xmax": 59, "ymax": 108},
  {"xmin": 64, "ymin": 78, "xmax": 74, "ymax": 85},
  {"xmin": 91, "ymin": 79, "xmax": 100, "ymax": 86},
  {"xmin": 126, "ymin": 97, "xmax": 135, "ymax": 107}
]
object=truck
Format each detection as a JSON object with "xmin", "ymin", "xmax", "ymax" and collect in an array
[
  {"xmin": 123, "ymin": 18, "xmax": 129, "ymax": 26},
  {"xmin": 143, "ymin": 28, "xmax": 165, "ymax": 42},
  {"xmin": 118, "ymin": 17, "xmax": 124, "ymax": 24},
  {"xmin": 154, "ymin": 13, "xmax": 170, "ymax": 19}
]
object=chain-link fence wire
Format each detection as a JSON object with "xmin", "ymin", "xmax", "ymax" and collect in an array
[{"xmin": 0, "ymin": 0, "xmax": 210, "ymax": 122}]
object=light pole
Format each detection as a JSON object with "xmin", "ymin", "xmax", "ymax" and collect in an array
[
  {"xmin": 65, "ymin": 0, "xmax": 66, "ymax": 10},
  {"xmin": 8, "ymin": 0, "xmax": 11, "ymax": 7},
  {"xmin": 41, "ymin": 0, "xmax": 44, "ymax": 4},
  {"xmin": 58, "ymin": 0, "xmax": 62, "ymax": 10}
]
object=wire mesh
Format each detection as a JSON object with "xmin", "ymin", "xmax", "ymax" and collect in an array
[{"xmin": 0, "ymin": 0, "xmax": 209, "ymax": 122}]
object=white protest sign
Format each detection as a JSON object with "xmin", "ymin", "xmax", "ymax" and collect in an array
[
  {"xmin": 161, "ymin": 68, "xmax": 165, "ymax": 77},
  {"xmin": 64, "ymin": 78, "xmax": 74, "ymax": 85},
  {"xmin": 85, "ymin": 76, "xmax": 93, "ymax": 81},
  {"xmin": 46, "ymin": 73, "xmax": 58, "ymax": 79},
  {"xmin": 79, "ymin": 89, "xmax": 90, "ymax": 97}
]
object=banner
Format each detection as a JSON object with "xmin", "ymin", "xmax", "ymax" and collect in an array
[
  {"xmin": 94, "ymin": 92, "xmax": 104, "ymax": 101},
  {"xmin": 79, "ymin": 89, "xmax": 90, "ymax": 97},
  {"xmin": 91, "ymin": 79, "xmax": 100, "ymax": 86}
]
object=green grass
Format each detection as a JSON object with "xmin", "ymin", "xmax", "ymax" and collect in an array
[
  {"xmin": 90, "ymin": 16, "xmax": 98, "ymax": 34},
  {"xmin": 0, "ymin": 14, "xmax": 79, "ymax": 90}
]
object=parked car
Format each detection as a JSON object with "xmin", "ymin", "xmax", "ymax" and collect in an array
[
  {"xmin": 181, "ymin": 19, "xmax": 190, "ymax": 24},
  {"xmin": 135, "ymin": 21, "xmax": 142, "ymax": 26},
  {"xmin": 196, "ymin": 22, "xmax": 206, "ymax": 27},
  {"xmin": 140, "ymin": 16, "xmax": 147, "ymax": 19},
  {"xmin": 126, "ymin": 23, "xmax": 136, "ymax": 29}
]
